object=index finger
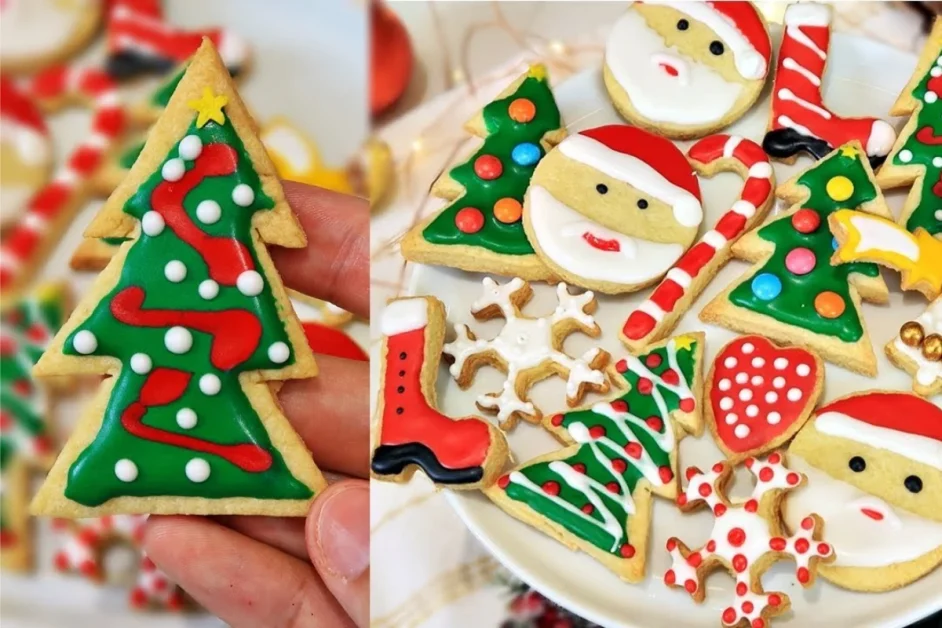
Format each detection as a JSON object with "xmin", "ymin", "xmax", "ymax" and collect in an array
[{"xmin": 272, "ymin": 181, "xmax": 370, "ymax": 319}]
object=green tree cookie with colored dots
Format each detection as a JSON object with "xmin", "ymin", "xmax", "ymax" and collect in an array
[
  {"xmin": 485, "ymin": 334, "xmax": 703, "ymax": 583},
  {"xmin": 400, "ymin": 64, "xmax": 566, "ymax": 280},
  {"xmin": 701, "ymin": 143, "xmax": 892, "ymax": 376},
  {"xmin": 31, "ymin": 41, "xmax": 326, "ymax": 518}
]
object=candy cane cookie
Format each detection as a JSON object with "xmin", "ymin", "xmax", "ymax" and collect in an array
[{"xmin": 621, "ymin": 134, "xmax": 775, "ymax": 352}]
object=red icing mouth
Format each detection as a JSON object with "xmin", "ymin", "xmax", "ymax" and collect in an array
[
  {"xmin": 582, "ymin": 232, "xmax": 620, "ymax": 252},
  {"xmin": 659, "ymin": 62, "xmax": 679, "ymax": 77},
  {"xmin": 860, "ymin": 508, "xmax": 884, "ymax": 521}
]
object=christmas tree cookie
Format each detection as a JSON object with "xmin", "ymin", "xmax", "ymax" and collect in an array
[
  {"xmin": 1, "ymin": 283, "xmax": 69, "ymax": 571},
  {"xmin": 700, "ymin": 143, "xmax": 891, "ymax": 375},
  {"xmin": 876, "ymin": 19, "xmax": 942, "ymax": 238},
  {"xmin": 485, "ymin": 334, "xmax": 703, "ymax": 582},
  {"xmin": 400, "ymin": 65, "xmax": 565, "ymax": 280},
  {"xmin": 30, "ymin": 40, "xmax": 325, "ymax": 518}
]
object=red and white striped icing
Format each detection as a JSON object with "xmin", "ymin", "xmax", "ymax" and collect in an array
[
  {"xmin": 52, "ymin": 515, "xmax": 184, "ymax": 610},
  {"xmin": 622, "ymin": 134, "xmax": 774, "ymax": 344},
  {"xmin": 0, "ymin": 65, "xmax": 125, "ymax": 295}
]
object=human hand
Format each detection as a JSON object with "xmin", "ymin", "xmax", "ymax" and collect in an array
[{"xmin": 143, "ymin": 182, "xmax": 370, "ymax": 628}]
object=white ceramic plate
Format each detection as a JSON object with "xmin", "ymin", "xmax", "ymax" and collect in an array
[{"xmin": 408, "ymin": 32, "xmax": 942, "ymax": 628}]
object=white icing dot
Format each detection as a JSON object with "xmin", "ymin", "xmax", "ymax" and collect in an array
[
  {"xmin": 751, "ymin": 375, "xmax": 764, "ymax": 386},
  {"xmin": 774, "ymin": 357, "xmax": 788, "ymax": 370},
  {"xmin": 199, "ymin": 373, "xmax": 221, "ymax": 395},
  {"xmin": 796, "ymin": 363, "xmax": 811, "ymax": 377},
  {"xmin": 936, "ymin": 210, "xmax": 942, "ymax": 222},
  {"xmin": 720, "ymin": 397, "xmax": 734, "ymax": 411},
  {"xmin": 934, "ymin": 157, "xmax": 942, "ymax": 168},
  {"xmin": 718, "ymin": 378, "xmax": 731, "ymax": 391},
  {"xmin": 724, "ymin": 357, "xmax": 738, "ymax": 369},
  {"xmin": 178, "ymin": 135, "xmax": 203, "ymax": 160},
  {"xmin": 72, "ymin": 330, "xmax": 97, "ymax": 354},
  {"xmin": 933, "ymin": 66, "xmax": 942, "ymax": 78},
  {"xmin": 115, "ymin": 459, "xmax": 138, "ymax": 482},
  {"xmin": 196, "ymin": 199, "xmax": 222, "ymax": 224},
  {"xmin": 164, "ymin": 260, "xmax": 187, "ymax": 282},
  {"xmin": 268, "ymin": 341, "xmax": 290, "ymax": 363},
  {"xmin": 787, "ymin": 388, "xmax": 803, "ymax": 402},
  {"xmin": 130, "ymin": 353, "xmax": 152, "ymax": 374},
  {"xmin": 141, "ymin": 211, "xmax": 165, "ymax": 236},
  {"xmin": 735, "ymin": 372, "xmax": 748, "ymax": 384},
  {"xmin": 746, "ymin": 404, "xmax": 759, "ymax": 418},
  {"xmin": 237, "ymin": 270, "xmax": 264, "ymax": 296},
  {"xmin": 742, "ymin": 343, "xmax": 754, "ymax": 354},
  {"xmin": 899, "ymin": 149, "xmax": 913, "ymax": 163},
  {"xmin": 739, "ymin": 389, "xmax": 753, "ymax": 402},
  {"xmin": 734, "ymin": 424, "xmax": 750, "ymax": 439},
  {"xmin": 161, "ymin": 158, "xmax": 185, "ymax": 181},
  {"xmin": 199, "ymin": 279, "xmax": 219, "ymax": 299},
  {"xmin": 232, "ymin": 184, "xmax": 255, "ymax": 206},
  {"xmin": 185, "ymin": 458, "xmax": 210, "ymax": 483},
  {"xmin": 766, "ymin": 391, "xmax": 778, "ymax": 404},
  {"xmin": 176, "ymin": 408, "xmax": 198, "ymax": 429},
  {"xmin": 768, "ymin": 412, "xmax": 782, "ymax": 425},
  {"xmin": 751, "ymin": 357, "xmax": 765, "ymax": 368},
  {"xmin": 725, "ymin": 413, "xmax": 738, "ymax": 425},
  {"xmin": 773, "ymin": 376, "xmax": 786, "ymax": 389},
  {"xmin": 165, "ymin": 326, "xmax": 193, "ymax": 354},
  {"xmin": 927, "ymin": 92, "xmax": 938, "ymax": 104}
]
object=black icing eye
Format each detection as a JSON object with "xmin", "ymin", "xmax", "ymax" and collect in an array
[
  {"xmin": 637, "ymin": 199, "xmax": 649, "ymax": 210},
  {"xmin": 848, "ymin": 456, "xmax": 866, "ymax": 472},
  {"xmin": 905, "ymin": 475, "xmax": 923, "ymax": 493},
  {"xmin": 710, "ymin": 41, "xmax": 725, "ymax": 56},
  {"xmin": 677, "ymin": 19, "xmax": 689, "ymax": 31},
  {"xmin": 596, "ymin": 183, "xmax": 608, "ymax": 194}
]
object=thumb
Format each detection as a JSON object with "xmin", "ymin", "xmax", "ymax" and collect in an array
[{"xmin": 306, "ymin": 479, "xmax": 370, "ymax": 627}]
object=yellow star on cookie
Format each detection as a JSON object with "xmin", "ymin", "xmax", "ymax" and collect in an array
[
  {"xmin": 839, "ymin": 145, "xmax": 860, "ymax": 158},
  {"xmin": 674, "ymin": 335, "xmax": 696, "ymax": 352},
  {"xmin": 527, "ymin": 64, "xmax": 547, "ymax": 81},
  {"xmin": 188, "ymin": 88, "xmax": 228, "ymax": 128}
]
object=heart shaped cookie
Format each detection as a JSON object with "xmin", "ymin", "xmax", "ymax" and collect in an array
[{"xmin": 706, "ymin": 336, "xmax": 823, "ymax": 462}]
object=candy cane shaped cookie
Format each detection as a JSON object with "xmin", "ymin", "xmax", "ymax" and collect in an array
[
  {"xmin": 621, "ymin": 135, "xmax": 775, "ymax": 351},
  {"xmin": 0, "ymin": 65, "xmax": 126, "ymax": 299}
]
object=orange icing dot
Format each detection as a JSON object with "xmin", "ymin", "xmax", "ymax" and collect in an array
[
  {"xmin": 494, "ymin": 198, "xmax": 523, "ymax": 223},
  {"xmin": 508, "ymin": 98, "xmax": 536, "ymax": 123},
  {"xmin": 814, "ymin": 291, "xmax": 845, "ymax": 319}
]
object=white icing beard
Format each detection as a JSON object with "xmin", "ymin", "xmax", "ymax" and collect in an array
[
  {"xmin": 605, "ymin": 8, "xmax": 744, "ymax": 126},
  {"xmin": 529, "ymin": 185, "xmax": 683, "ymax": 285},
  {"xmin": 0, "ymin": 0, "xmax": 90, "ymax": 59},
  {"xmin": 785, "ymin": 454, "xmax": 942, "ymax": 568}
]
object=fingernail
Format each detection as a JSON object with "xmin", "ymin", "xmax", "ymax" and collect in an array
[{"xmin": 315, "ymin": 483, "xmax": 370, "ymax": 580}]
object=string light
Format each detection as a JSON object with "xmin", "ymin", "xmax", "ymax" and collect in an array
[
  {"xmin": 549, "ymin": 40, "xmax": 567, "ymax": 55},
  {"xmin": 451, "ymin": 68, "xmax": 466, "ymax": 83}
]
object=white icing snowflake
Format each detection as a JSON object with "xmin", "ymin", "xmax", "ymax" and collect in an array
[{"xmin": 444, "ymin": 277, "xmax": 609, "ymax": 426}]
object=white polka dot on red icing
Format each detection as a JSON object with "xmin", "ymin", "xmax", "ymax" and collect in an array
[
  {"xmin": 787, "ymin": 388, "xmax": 802, "ymax": 402},
  {"xmin": 719, "ymin": 379, "xmax": 731, "ymax": 391},
  {"xmin": 765, "ymin": 391, "xmax": 778, "ymax": 404},
  {"xmin": 735, "ymin": 373, "xmax": 748, "ymax": 384},
  {"xmin": 725, "ymin": 357, "xmax": 738, "ymax": 368},
  {"xmin": 774, "ymin": 358, "xmax": 788, "ymax": 370},
  {"xmin": 751, "ymin": 357, "xmax": 765, "ymax": 368},
  {"xmin": 773, "ymin": 377, "xmax": 785, "ymax": 389},
  {"xmin": 739, "ymin": 389, "xmax": 752, "ymax": 402},
  {"xmin": 720, "ymin": 397, "xmax": 734, "ymax": 410},
  {"xmin": 725, "ymin": 413, "xmax": 738, "ymax": 425},
  {"xmin": 742, "ymin": 343, "xmax": 754, "ymax": 354},
  {"xmin": 796, "ymin": 364, "xmax": 811, "ymax": 377},
  {"xmin": 768, "ymin": 412, "xmax": 781, "ymax": 424},
  {"xmin": 751, "ymin": 375, "xmax": 763, "ymax": 386},
  {"xmin": 746, "ymin": 405, "xmax": 759, "ymax": 418},
  {"xmin": 734, "ymin": 424, "xmax": 750, "ymax": 438}
]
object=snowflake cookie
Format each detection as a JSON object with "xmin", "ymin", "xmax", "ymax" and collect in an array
[
  {"xmin": 444, "ymin": 277, "xmax": 610, "ymax": 428},
  {"xmin": 665, "ymin": 453, "xmax": 834, "ymax": 628}
]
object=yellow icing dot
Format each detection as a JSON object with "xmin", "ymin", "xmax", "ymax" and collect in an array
[{"xmin": 826, "ymin": 176, "xmax": 853, "ymax": 202}]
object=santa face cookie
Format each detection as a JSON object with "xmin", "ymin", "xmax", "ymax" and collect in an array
[
  {"xmin": 524, "ymin": 125, "xmax": 703, "ymax": 294},
  {"xmin": 786, "ymin": 391, "xmax": 942, "ymax": 592},
  {"xmin": 604, "ymin": 2, "xmax": 771, "ymax": 139},
  {"xmin": 0, "ymin": 78, "xmax": 51, "ymax": 231}
]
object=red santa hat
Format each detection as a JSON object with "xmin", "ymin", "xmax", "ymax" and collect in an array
[
  {"xmin": 656, "ymin": 1, "xmax": 772, "ymax": 80},
  {"xmin": 814, "ymin": 392, "xmax": 942, "ymax": 471},
  {"xmin": 557, "ymin": 125, "xmax": 703, "ymax": 228},
  {"xmin": 0, "ymin": 76, "xmax": 50, "ymax": 166}
]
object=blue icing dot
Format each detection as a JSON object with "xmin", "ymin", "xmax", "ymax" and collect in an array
[
  {"xmin": 751, "ymin": 273, "xmax": 782, "ymax": 301},
  {"xmin": 831, "ymin": 237, "xmax": 839, "ymax": 251},
  {"xmin": 512, "ymin": 142, "xmax": 541, "ymax": 167}
]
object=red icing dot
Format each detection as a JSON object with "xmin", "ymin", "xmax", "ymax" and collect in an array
[
  {"xmin": 801, "ymin": 516, "xmax": 814, "ymax": 530},
  {"xmin": 677, "ymin": 494, "xmax": 688, "ymax": 507},
  {"xmin": 78, "ymin": 528, "xmax": 99, "ymax": 545},
  {"xmin": 542, "ymin": 481, "xmax": 560, "ymax": 496},
  {"xmin": 645, "ymin": 353, "xmax": 662, "ymax": 368},
  {"xmin": 658, "ymin": 466, "xmax": 674, "ymax": 484},
  {"xmin": 769, "ymin": 537, "xmax": 787, "ymax": 552},
  {"xmin": 611, "ymin": 399, "xmax": 629, "ymax": 413},
  {"xmin": 666, "ymin": 538, "xmax": 678, "ymax": 551},
  {"xmin": 787, "ymin": 472, "xmax": 801, "ymax": 486},
  {"xmin": 744, "ymin": 499, "xmax": 758, "ymax": 513},
  {"xmin": 612, "ymin": 458, "xmax": 628, "ymax": 473},
  {"xmin": 474, "ymin": 154, "xmax": 503, "ymax": 180},
  {"xmin": 795, "ymin": 538, "xmax": 810, "ymax": 554},
  {"xmin": 26, "ymin": 323, "xmax": 48, "ymax": 343},
  {"xmin": 167, "ymin": 591, "xmax": 184, "ymax": 611},
  {"xmin": 589, "ymin": 425, "xmax": 607, "ymax": 439},
  {"xmin": 606, "ymin": 481, "xmax": 620, "ymax": 494},
  {"xmin": 679, "ymin": 397, "xmax": 696, "ymax": 412},
  {"xmin": 508, "ymin": 98, "xmax": 536, "ymax": 123},
  {"xmin": 0, "ymin": 411, "xmax": 10, "ymax": 430},
  {"xmin": 797, "ymin": 566, "xmax": 810, "ymax": 584},
  {"xmin": 736, "ymin": 581, "xmax": 748, "ymax": 596},
  {"xmin": 572, "ymin": 463, "xmax": 587, "ymax": 474},
  {"xmin": 687, "ymin": 552, "xmax": 702, "ymax": 567},
  {"xmin": 498, "ymin": 475, "xmax": 510, "ymax": 489},
  {"xmin": 706, "ymin": 540, "xmax": 717, "ymax": 552},
  {"xmin": 455, "ymin": 207, "xmax": 484, "ymax": 233},
  {"xmin": 550, "ymin": 413, "xmax": 564, "ymax": 426},
  {"xmin": 722, "ymin": 608, "xmax": 738, "ymax": 624},
  {"xmin": 753, "ymin": 620, "xmax": 765, "ymax": 628},
  {"xmin": 625, "ymin": 442, "xmax": 642, "ymax": 459},
  {"xmin": 0, "ymin": 336, "xmax": 17, "ymax": 355},
  {"xmin": 742, "ymin": 601, "xmax": 755, "ymax": 614},
  {"xmin": 684, "ymin": 579, "xmax": 698, "ymax": 594},
  {"xmin": 727, "ymin": 527, "xmax": 746, "ymax": 547},
  {"xmin": 768, "ymin": 452, "xmax": 781, "ymax": 464},
  {"xmin": 664, "ymin": 569, "xmax": 676, "ymax": 585},
  {"xmin": 615, "ymin": 359, "xmax": 628, "ymax": 373},
  {"xmin": 129, "ymin": 587, "xmax": 147, "ymax": 608},
  {"xmin": 792, "ymin": 208, "xmax": 821, "ymax": 233},
  {"xmin": 53, "ymin": 552, "xmax": 69, "ymax": 571},
  {"xmin": 698, "ymin": 482, "xmax": 712, "ymax": 497},
  {"xmin": 744, "ymin": 457, "xmax": 755, "ymax": 469},
  {"xmin": 620, "ymin": 543, "xmax": 636, "ymax": 558},
  {"xmin": 154, "ymin": 578, "xmax": 168, "ymax": 592},
  {"xmin": 646, "ymin": 416, "xmax": 663, "ymax": 432},
  {"xmin": 685, "ymin": 466, "xmax": 702, "ymax": 480},
  {"xmin": 33, "ymin": 435, "xmax": 51, "ymax": 454},
  {"xmin": 768, "ymin": 594, "xmax": 782, "ymax": 607},
  {"xmin": 714, "ymin": 503, "xmax": 727, "ymax": 517},
  {"xmin": 12, "ymin": 379, "xmax": 31, "ymax": 396},
  {"xmin": 581, "ymin": 503, "xmax": 595, "ymax": 515},
  {"xmin": 712, "ymin": 462, "xmax": 725, "ymax": 474},
  {"xmin": 79, "ymin": 559, "xmax": 99, "ymax": 578},
  {"xmin": 732, "ymin": 554, "xmax": 748, "ymax": 573},
  {"xmin": 661, "ymin": 369, "xmax": 680, "ymax": 385},
  {"xmin": 636, "ymin": 377, "xmax": 654, "ymax": 394},
  {"xmin": 141, "ymin": 556, "xmax": 156, "ymax": 571},
  {"xmin": 759, "ymin": 467, "xmax": 774, "ymax": 482},
  {"xmin": 817, "ymin": 542, "xmax": 831, "ymax": 556}
]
